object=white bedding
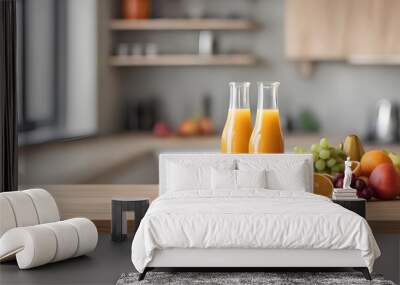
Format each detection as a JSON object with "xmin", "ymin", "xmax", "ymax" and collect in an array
[{"xmin": 131, "ymin": 190, "xmax": 380, "ymax": 273}]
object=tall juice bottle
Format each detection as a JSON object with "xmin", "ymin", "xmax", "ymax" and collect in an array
[
  {"xmin": 249, "ymin": 82, "xmax": 284, "ymax": 153},
  {"xmin": 221, "ymin": 82, "xmax": 252, "ymax": 153}
]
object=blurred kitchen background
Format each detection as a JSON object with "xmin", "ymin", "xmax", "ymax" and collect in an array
[{"xmin": 18, "ymin": 0, "xmax": 400, "ymax": 186}]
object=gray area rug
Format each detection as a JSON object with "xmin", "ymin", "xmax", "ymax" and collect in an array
[{"xmin": 116, "ymin": 272, "xmax": 396, "ymax": 285}]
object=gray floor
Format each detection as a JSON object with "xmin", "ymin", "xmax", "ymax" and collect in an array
[
  {"xmin": 0, "ymin": 235, "xmax": 133, "ymax": 285},
  {"xmin": 1, "ymin": 234, "xmax": 398, "ymax": 285}
]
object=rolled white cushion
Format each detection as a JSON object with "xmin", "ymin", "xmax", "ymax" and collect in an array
[
  {"xmin": 24, "ymin": 189, "xmax": 60, "ymax": 223},
  {"xmin": 64, "ymin": 218, "xmax": 98, "ymax": 257},
  {"xmin": 43, "ymin": 221, "xmax": 79, "ymax": 262},
  {"xmin": 0, "ymin": 226, "xmax": 57, "ymax": 269},
  {"xmin": 0, "ymin": 196, "xmax": 17, "ymax": 237},
  {"xmin": 1, "ymin": 192, "xmax": 39, "ymax": 227},
  {"xmin": 0, "ymin": 218, "xmax": 97, "ymax": 269}
]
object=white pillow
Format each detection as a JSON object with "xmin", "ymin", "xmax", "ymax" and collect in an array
[
  {"xmin": 238, "ymin": 159, "xmax": 308, "ymax": 191},
  {"xmin": 167, "ymin": 163, "xmax": 210, "ymax": 191},
  {"xmin": 211, "ymin": 168, "xmax": 268, "ymax": 190},
  {"xmin": 266, "ymin": 163, "xmax": 307, "ymax": 191},
  {"xmin": 211, "ymin": 168, "xmax": 236, "ymax": 190},
  {"xmin": 237, "ymin": 169, "xmax": 267, "ymax": 189},
  {"xmin": 167, "ymin": 160, "xmax": 235, "ymax": 191}
]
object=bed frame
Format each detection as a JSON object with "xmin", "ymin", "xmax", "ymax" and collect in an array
[
  {"xmin": 138, "ymin": 153, "xmax": 372, "ymax": 281},
  {"xmin": 139, "ymin": 249, "xmax": 370, "ymax": 280}
]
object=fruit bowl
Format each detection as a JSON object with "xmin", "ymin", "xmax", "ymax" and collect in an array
[
  {"xmin": 313, "ymin": 173, "xmax": 334, "ymax": 198},
  {"xmin": 304, "ymin": 135, "xmax": 400, "ymax": 201}
]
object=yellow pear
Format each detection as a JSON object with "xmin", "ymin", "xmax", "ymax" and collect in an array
[{"xmin": 343, "ymin": 135, "xmax": 365, "ymax": 162}]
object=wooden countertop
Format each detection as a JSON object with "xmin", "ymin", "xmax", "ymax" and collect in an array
[
  {"xmin": 19, "ymin": 133, "xmax": 219, "ymax": 184},
  {"xmin": 19, "ymin": 132, "xmax": 400, "ymax": 185},
  {"xmin": 25, "ymin": 184, "xmax": 400, "ymax": 234}
]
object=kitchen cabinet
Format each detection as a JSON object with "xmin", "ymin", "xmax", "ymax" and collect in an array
[
  {"xmin": 348, "ymin": 0, "xmax": 400, "ymax": 57},
  {"xmin": 285, "ymin": 0, "xmax": 400, "ymax": 64},
  {"xmin": 285, "ymin": 0, "xmax": 349, "ymax": 60}
]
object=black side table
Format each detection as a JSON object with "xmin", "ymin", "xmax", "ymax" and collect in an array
[
  {"xmin": 332, "ymin": 198, "xmax": 366, "ymax": 218},
  {"xmin": 112, "ymin": 197, "xmax": 149, "ymax": 242}
]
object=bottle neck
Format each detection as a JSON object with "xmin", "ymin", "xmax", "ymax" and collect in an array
[
  {"xmin": 229, "ymin": 82, "xmax": 250, "ymax": 109},
  {"xmin": 257, "ymin": 82, "xmax": 280, "ymax": 110}
]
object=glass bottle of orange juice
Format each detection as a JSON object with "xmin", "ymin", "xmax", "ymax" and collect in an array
[
  {"xmin": 221, "ymin": 82, "xmax": 252, "ymax": 153},
  {"xmin": 249, "ymin": 82, "xmax": 284, "ymax": 153}
]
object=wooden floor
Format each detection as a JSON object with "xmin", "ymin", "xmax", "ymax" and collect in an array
[{"xmin": 0, "ymin": 235, "xmax": 133, "ymax": 285}]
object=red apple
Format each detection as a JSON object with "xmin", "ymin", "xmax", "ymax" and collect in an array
[
  {"xmin": 369, "ymin": 163, "xmax": 400, "ymax": 200},
  {"xmin": 153, "ymin": 122, "xmax": 172, "ymax": 137}
]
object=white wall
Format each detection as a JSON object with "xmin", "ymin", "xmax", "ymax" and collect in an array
[
  {"xmin": 24, "ymin": 0, "xmax": 55, "ymax": 122},
  {"xmin": 65, "ymin": 0, "xmax": 98, "ymax": 136}
]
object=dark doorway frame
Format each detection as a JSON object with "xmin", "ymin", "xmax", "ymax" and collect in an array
[{"xmin": 0, "ymin": 0, "xmax": 17, "ymax": 192}]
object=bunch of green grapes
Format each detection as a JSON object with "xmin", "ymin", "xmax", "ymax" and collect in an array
[{"xmin": 294, "ymin": 138, "xmax": 347, "ymax": 175}]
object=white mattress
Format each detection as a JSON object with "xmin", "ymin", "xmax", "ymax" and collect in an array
[{"xmin": 131, "ymin": 190, "xmax": 380, "ymax": 273}]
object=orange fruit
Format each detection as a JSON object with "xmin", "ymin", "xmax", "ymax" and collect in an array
[
  {"xmin": 314, "ymin": 173, "xmax": 334, "ymax": 198},
  {"xmin": 360, "ymin": 150, "xmax": 393, "ymax": 177},
  {"xmin": 351, "ymin": 161, "xmax": 362, "ymax": 177}
]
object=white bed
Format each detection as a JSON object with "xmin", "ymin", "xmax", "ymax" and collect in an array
[{"xmin": 131, "ymin": 153, "xmax": 380, "ymax": 280}]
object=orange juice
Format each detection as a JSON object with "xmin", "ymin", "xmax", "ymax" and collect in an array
[
  {"xmin": 221, "ymin": 108, "xmax": 252, "ymax": 153},
  {"xmin": 249, "ymin": 109, "xmax": 284, "ymax": 153}
]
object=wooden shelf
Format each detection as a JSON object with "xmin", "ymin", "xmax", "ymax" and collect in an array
[
  {"xmin": 109, "ymin": 54, "xmax": 257, "ymax": 66},
  {"xmin": 110, "ymin": 18, "xmax": 257, "ymax": 31}
]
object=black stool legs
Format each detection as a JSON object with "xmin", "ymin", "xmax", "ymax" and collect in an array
[{"xmin": 111, "ymin": 198, "xmax": 149, "ymax": 242}]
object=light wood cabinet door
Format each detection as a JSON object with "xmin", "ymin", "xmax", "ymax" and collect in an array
[
  {"xmin": 285, "ymin": 0, "xmax": 400, "ymax": 61},
  {"xmin": 285, "ymin": 0, "xmax": 349, "ymax": 60},
  {"xmin": 348, "ymin": 0, "xmax": 400, "ymax": 56}
]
